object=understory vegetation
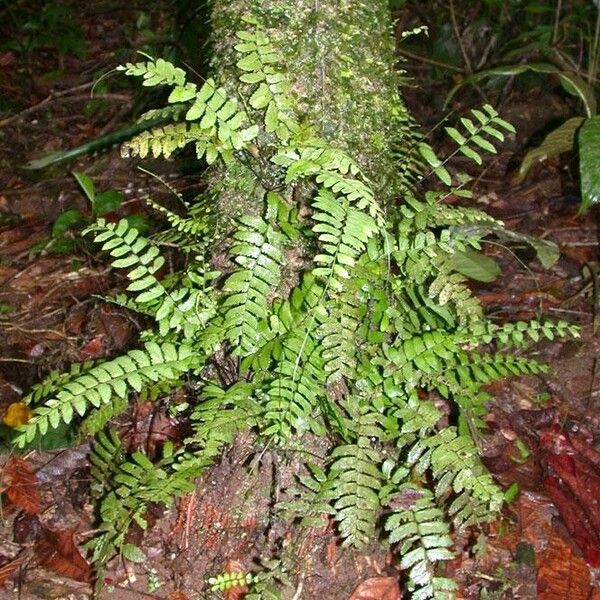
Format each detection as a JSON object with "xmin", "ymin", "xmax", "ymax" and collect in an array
[{"xmin": 11, "ymin": 5, "xmax": 582, "ymax": 599}]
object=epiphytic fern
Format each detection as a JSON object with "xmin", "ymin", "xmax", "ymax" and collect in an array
[
  {"xmin": 17, "ymin": 13, "xmax": 581, "ymax": 598},
  {"xmin": 385, "ymin": 486, "xmax": 457, "ymax": 600},
  {"xmin": 419, "ymin": 104, "xmax": 516, "ymax": 186},
  {"xmin": 87, "ymin": 432, "xmax": 194, "ymax": 569},
  {"xmin": 221, "ymin": 214, "xmax": 284, "ymax": 356},
  {"xmin": 119, "ymin": 56, "xmax": 258, "ymax": 164},
  {"xmin": 324, "ymin": 396, "xmax": 386, "ymax": 548},
  {"xmin": 16, "ymin": 342, "xmax": 198, "ymax": 446}
]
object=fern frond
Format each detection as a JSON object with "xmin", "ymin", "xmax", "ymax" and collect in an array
[
  {"xmin": 209, "ymin": 571, "xmax": 253, "ymax": 593},
  {"xmin": 89, "ymin": 429, "xmax": 123, "ymax": 500},
  {"xmin": 15, "ymin": 342, "xmax": 198, "ymax": 446},
  {"xmin": 183, "ymin": 381, "xmax": 260, "ymax": 466},
  {"xmin": 264, "ymin": 327, "xmax": 325, "ymax": 439},
  {"xmin": 407, "ymin": 427, "xmax": 503, "ymax": 528},
  {"xmin": 385, "ymin": 485, "xmax": 457, "ymax": 600},
  {"xmin": 118, "ymin": 57, "xmax": 186, "ymax": 88},
  {"xmin": 234, "ymin": 18, "xmax": 298, "ymax": 141},
  {"xmin": 221, "ymin": 215, "xmax": 284, "ymax": 356},
  {"xmin": 312, "ymin": 189, "xmax": 378, "ymax": 292},
  {"xmin": 119, "ymin": 56, "xmax": 258, "ymax": 164},
  {"xmin": 322, "ymin": 396, "xmax": 386, "ymax": 548},
  {"xmin": 319, "ymin": 281, "xmax": 366, "ymax": 382},
  {"xmin": 26, "ymin": 361, "xmax": 96, "ymax": 405},
  {"xmin": 445, "ymin": 104, "xmax": 514, "ymax": 166},
  {"xmin": 85, "ymin": 218, "xmax": 166, "ymax": 306}
]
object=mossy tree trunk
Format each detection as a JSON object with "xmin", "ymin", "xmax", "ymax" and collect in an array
[{"xmin": 207, "ymin": 0, "xmax": 418, "ymax": 220}]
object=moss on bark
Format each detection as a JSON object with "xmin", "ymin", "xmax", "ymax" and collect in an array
[{"xmin": 207, "ymin": 0, "xmax": 419, "ymax": 220}]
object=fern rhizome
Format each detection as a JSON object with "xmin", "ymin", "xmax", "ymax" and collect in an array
[{"xmin": 16, "ymin": 2, "xmax": 577, "ymax": 598}]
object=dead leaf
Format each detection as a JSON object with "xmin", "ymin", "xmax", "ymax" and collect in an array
[
  {"xmin": 0, "ymin": 51, "xmax": 15, "ymax": 68},
  {"xmin": 347, "ymin": 577, "xmax": 401, "ymax": 600},
  {"xmin": 79, "ymin": 335, "xmax": 105, "ymax": 360},
  {"xmin": 508, "ymin": 492, "xmax": 555, "ymax": 552},
  {"xmin": 1, "ymin": 456, "xmax": 41, "ymax": 514},
  {"xmin": 540, "ymin": 427, "xmax": 600, "ymax": 566},
  {"xmin": 3, "ymin": 402, "xmax": 33, "ymax": 427},
  {"xmin": 169, "ymin": 593, "xmax": 191, "ymax": 600},
  {"xmin": 537, "ymin": 533, "xmax": 591, "ymax": 600},
  {"xmin": 13, "ymin": 511, "xmax": 41, "ymax": 544},
  {"xmin": 34, "ymin": 527, "xmax": 92, "ymax": 583},
  {"xmin": 0, "ymin": 555, "xmax": 24, "ymax": 586}
]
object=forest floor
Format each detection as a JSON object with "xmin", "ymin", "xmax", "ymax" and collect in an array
[{"xmin": 0, "ymin": 3, "xmax": 599, "ymax": 600}]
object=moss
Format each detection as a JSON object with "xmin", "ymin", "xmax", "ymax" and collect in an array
[{"xmin": 208, "ymin": 0, "xmax": 418, "ymax": 210}]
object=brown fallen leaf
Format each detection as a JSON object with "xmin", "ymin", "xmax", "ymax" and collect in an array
[
  {"xmin": 540, "ymin": 427, "xmax": 600, "ymax": 566},
  {"xmin": 0, "ymin": 555, "xmax": 24, "ymax": 586},
  {"xmin": 34, "ymin": 527, "xmax": 92, "ymax": 583},
  {"xmin": 169, "ymin": 592, "xmax": 191, "ymax": 600},
  {"xmin": 79, "ymin": 335, "xmax": 105, "ymax": 360},
  {"xmin": 347, "ymin": 577, "xmax": 401, "ymax": 600},
  {"xmin": 1, "ymin": 456, "xmax": 41, "ymax": 514},
  {"xmin": 537, "ymin": 533, "xmax": 591, "ymax": 600}
]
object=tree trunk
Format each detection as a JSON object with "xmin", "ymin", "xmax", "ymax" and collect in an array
[{"xmin": 209, "ymin": 0, "xmax": 417, "ymax": 206}]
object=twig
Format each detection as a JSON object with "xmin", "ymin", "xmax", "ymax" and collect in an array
[
  {"xmin": 0, "ymin": 82, "xmax": 94, "ymax": 128},
  {"xmin": 291, "ymin": 573, "xmax": 305, "ymax": 600},
  {"xmin": 397, "ymin": 49, "xmax": 464, "ymax": 72},
  {"xmin": 552, "ymin": 0, "xmax": 563, "ymax": 47},
  {"xmin": 0, "ymin": 357, "xmax": 34, "ymax": 363},
  {"xmin": 449, "ymin": 0, "xmax": 472, "ymax": 75}
]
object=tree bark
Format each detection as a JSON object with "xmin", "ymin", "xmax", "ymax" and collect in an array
[{"xmin": 208, "ymin": 0, "xmax": 416, "ymax": 201}]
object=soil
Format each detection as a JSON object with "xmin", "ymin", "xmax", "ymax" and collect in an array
[{"xmin": 0, "ymin": 2, "xmax": 599, "ymax": 599}]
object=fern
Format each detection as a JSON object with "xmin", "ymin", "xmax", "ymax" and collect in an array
[
  {"xmin": 385, "ymin": 486, "xmax": 457, "ymax": 600},
  {"xmin": 419, "ymin": 104, "xmax": 515, "ymax": 186},
  {"xmin": 16, "ymin": 342, "xmax": 198, "ymax": 446},
  {"xmin": 119, "ymin": 58, "xmax": 258, "ymax": 164},
  {"xmin": 18, "ymin": 13, "xmax": 581, "ymax": 596},
  {"xmin": 221, "ymin": 214, "xmax": 284, "ymax": 356},
  {"xmin": 325, "ymin": 396, "xmax": 385, "ymax": 548},
  {"xmin": 208, "ymin": 571, "xmax": 253, "ymax": 593}
]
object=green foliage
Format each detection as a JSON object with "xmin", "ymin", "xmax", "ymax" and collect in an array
[
  {"xmin": 385, "ymin": 486, "xmax": 457, "ymax": 600},
  {"xmin": 87, "ymin": 432, "xmax": 194, "ymax": 571},
  {"xmin": 17, "ymin": 341, "xmax": 198, "ymax": 445},
  {"xmin": 447, "ymin": 63, "xmax": 596, "ymax": 117},
  {"xmin": 208, "ymin": 571, "xmax": 254, "ymax": 592},
  {"xmin": 447, "ymin": 63, "xmax": 600, "ymax": 212},
  {"xmin": 3, "ymin": 3, "xmax": 87, "ymax": 58},
  {"xmin": 578, "ymin": 115, "xmax": 600, "ymax": 210},
  {"xmin": 221, "ymin": 215, "xmax": 284, "ymax": 355},
  {"xmin": 519, "ymin": 117, "xmax": 584, "ymax": 179},
  {"xmin": 16, "ymin": 15, "xmax": 580, "ymax": 598}
]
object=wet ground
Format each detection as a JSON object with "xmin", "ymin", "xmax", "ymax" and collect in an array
[{"xmin": 0, "ymin": 2, "xmax": 599, "ymax": 599}]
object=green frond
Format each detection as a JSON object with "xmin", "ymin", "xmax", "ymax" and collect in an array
[
  {"xmin": 385, "ymin": 485, "xmax": 457, "ymax": 600},
  {"xmin": 85, "ymin": 218, "xmax": 167, "ymax": 307},
  {"xmin": 15, "ymin": 342, "xmax": 198, "ymax": 446},
  {"xmin": 312, "ymin": 188, "xmax": 378, "ymax": 292},
  {"xmin": 419, "ymin": 104, "xmax": 515, "ymax": 184},
  {"xmin": 487, "ymin": 319, "xmax": 580, "ymax": 348},
  {"xmin": 118, "ymin": 57, "xmax": 187, "ymax": 88},
  {"xmin": 22, "ymin": 15, "xmax": 580, "ymax": 592},
  {"xmin": 319, "ymin": 396, "xmax": 387, "ymax": 548},
  {"xmin": 234, "ymin": 20, "xmax": 298, "ymax": 141},
  {"xmin": 119, "ymin": 56, "xmax": 258, "ymax": 164},
  {"xmin": 319, "ymin": 282, "xmax": 366, "ymax": 381},
  {"xmin": 407, "ymin": 427, "xmax": 503, "ymax": 528},
  {"xmin": 221, "ymin": 215, "xmax": 284, "ymax": 356},
  {"xmin": 264, "ymin": 327, "xmax": 325, "ymax": 439},
  {"xmin": 185, "ymin": 381, "xmax": 260, "ymax": 463},
  {"xmin": 26, "ymin": 360, "xmax": 96, "ymax": 405}
]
